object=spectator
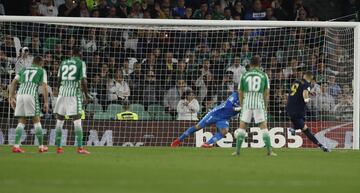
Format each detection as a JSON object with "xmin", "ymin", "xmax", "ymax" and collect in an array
[
  {"xmin": 283, "ymin": 57, "xmax": 298, "ymax": 79},
  {"xmin": 143, "ymin": 70, "xmax": 159, "ymax": 108},
  {"xmin": 218, "ymin": 71, "xmax": 235, "ymax": 102},
  {"xmin": 334, "ymin": 95, "xmax": 353, "ymax": 121},
  {"xmin": 265, "ymin": 7, "xmax": 277, "ymax": 20},
  {"xmin": 29, "ymin": 3, "xmax": 41, "ymax": 16},
  {"xmin": 0, "ymin": 1, "xmax": 5, "ymax": 15},
  {"xmin": 0, "ymin": 79, "xmax": 9, "ymax": 117},
  {"xmin": 195, "ymin": 72, "xmax": 217, "ymax": 104},
  {"xmin": 212, "ymin": 4, "xmax": 224, "ymax": 20},
  {"xmin": 108, "ymin": 6, "xmax": 118, "ymax": 17},
  {"xmin": 232, "ymin": 1, "xmax": 243, "ymax": 18},
  {"xmin": 192, "ymin": 2, "xmax": 208, "ymax": 19},
  {"xmin": 79, "ymin": 0, "xmax": 90, "ymax": 17},
  {"xmin": 98, "ymin": 64, "xmax": 110, "ymax": 107},
  {"xmin": 97, "ymin": 0, "xmax": 110, "ymax": 17},
  {"xmin": 129, "ymin": 62, "xmax": 144, "ymax": 103},
  {"xmin": 182, "ymin": 7, "xmax": 193, "ymax": 19},
  {"xmin": 81, "ymin": 28, "xmax": 97, "ymax": 53},
  {"xmin": 128, "ymin": 2, "xmax": 143, "ymax": 18},
  {"xmin": 122, "ymin": 59, "xmax": 132, "ymax": 80},
  {"xmin": 173, "ymin": 0, "xmax": 186, "ymax": 18},
  {"xmin": 244, "ymin": 0, "xmax": 266, "ymax": 20},
  {"xmin": 164, "ymin": 78, "xmax": 189, "ymax": 117},
  {"xmin": 58, "ymin": 0, "xmax": 80, "ymax": 17},
  {"xmin": 310, "ymin": 83, "xmax": 335, "ymax": 113},
  {"xmin": 223, "ymin": 7, "xmax": 232, "ymax": 20},
  {"xmin": 177, "ymin": 89, "xmax": 200, "ymax": 120},
  {"xmin": 107, "ymin": 70, "xmax": 130, "ymax": 104},
  {"xmin": 89, "ymin": 74, "xmax": 101, "ymax": 104},
  {"xmin": 39, "ymin": 0, "xmax": 59, "ymax": 16},
  {"xmin": 29, "ymin": 34, "xmax": 42, "ymax": 56},
  {"xmin": 6, "ymin": 47, "xmax": 34, "ymax": 73},
  {"xmin": 200, "ymin": 95, "xmax": 216, "ymax": 118},
  {"xmin": 328, "ymin": 75, "xmax": 341, "ymax": 98},
  {"xmin": 226, "ymin": 56, "xmax": 246, "ymax": 85},
  {"xmin": 91, "ymin": 8, "xmax": 100, "ymax": 17},
  {"xmin": 117, "ymin": 0, "xmax": 128, "ymax": 18},
  {"xmin": 116, "ymin": 101, "xmax": 139, "ymax": 120}
]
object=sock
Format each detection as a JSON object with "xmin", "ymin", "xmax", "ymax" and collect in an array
[
  {"xmin": 74, "ymin": 119, "xmax": 83, "ymax": 148},
  {"xmin": 34, "ymin": 122, "xmax": 43, "ymax": 146},
  {"xmin": 303, "ymin": 128, "xmax": 322, "ymax": 147},
  {"xmin": 235, "ymin": 128, "xmax": 246, "ymax": 154},
  {"xmin": 55, "ymin": 120, "xmax": 64, "ymax": 148},
  {"xmin": 262, "ymin": 129, "xmax": 272, "ymax": 152},
  {"xmin": 179, "ymin": 126, "xmax": 197, "ymax": 142},
  {"xmin": 206, "ymin": 132, "xmax": 224, "ymax": 145},
  {"xmin": 14, "ymin": 123, "xmax": 25, "ymax": 146}
]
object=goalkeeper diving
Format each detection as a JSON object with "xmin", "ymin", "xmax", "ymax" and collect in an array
[{"xmin": 171, "ymin": 91, "xmax": 241, "ymax": 148}]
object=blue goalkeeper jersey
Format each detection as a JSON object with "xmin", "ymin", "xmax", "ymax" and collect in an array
[{"xmin": 209, "ymin": 91, "xmax": 240, "ymax": 119}]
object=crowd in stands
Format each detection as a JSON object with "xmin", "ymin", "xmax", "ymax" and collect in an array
[
  {"xmin": 0, "ymin": 0, "xmax": 356, "ymax": 121},
  {"xmin": 0, "ymin": 0, "xmax": 341, "ymax": 21}
]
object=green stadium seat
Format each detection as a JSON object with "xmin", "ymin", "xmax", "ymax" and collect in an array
[
  {"xmin": 106, "ymin": 104, "xmax": 123, "ymax": 115},
  {"xmin": 138, "ymin": 111, "xmax": 151, "ymax": 120},
  {"xmin": 86, "ymin": 103, "xmax": 103, "ymax": 113},
  {"xmin": 93, "ymin": 112, "xmax": 113, "ymax": 120},
  {"xmin": 130, "ymin": 104, "xmax": 145, "ymax": 113},
  {"xmin": 147, "ymin": 104, "xmax": 165, "ymax": 115}
]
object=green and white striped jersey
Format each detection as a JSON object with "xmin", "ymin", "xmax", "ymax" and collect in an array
[
  {"xmin": 16, "ymin": 65, "xmax": 47, "ymax": 96},
  {"xmin": 58, "ymin": 57, "xmax": 86, "ymax": 97},
  {"xmin": 238, "ymin": 67, "xmax": 269, "ymax": 109}
]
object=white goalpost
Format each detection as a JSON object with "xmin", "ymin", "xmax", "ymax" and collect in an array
[{"xmin": 0, "ymin": 16, "xmax": 358, "ymax": 149}]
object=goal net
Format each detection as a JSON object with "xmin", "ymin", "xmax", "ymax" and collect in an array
[{"xmin": 0, "ymin": 17, "xmax": 358, "ymax": 149}]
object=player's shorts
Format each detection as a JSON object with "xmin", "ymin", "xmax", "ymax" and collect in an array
[
  {"xmin": 54, "ymin": 95, "xmax": 83, "ymax": 116},
  {"xmin": 240, "ymin": 108, "xmax": 267, "ymax": 124},
  {"xmin": 197, "ymin": 112, "xmax": 229, "ymax": 130},
  {"xmin": 288, "ymin": 112, "xmax": 305, "ymax": 130},
  {"xmin": 14, "ymin": 94, "xmax": 41, "ymax": 117}
]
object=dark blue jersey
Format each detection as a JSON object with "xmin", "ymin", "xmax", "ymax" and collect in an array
[
  {"xmin": 286, "ymin": 79, "xmax": 311, "ymax": 115},
  {"xmin": 209, "ymin": 91, "xmax": 240, "ymax": 119}
]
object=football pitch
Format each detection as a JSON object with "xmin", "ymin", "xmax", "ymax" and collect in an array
[{"xmin": 0, "ymin": 146, "xmax": 359, "ymax": 193}]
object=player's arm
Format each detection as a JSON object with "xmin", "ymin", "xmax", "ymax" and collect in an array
[
  {"xmin": 303, "ymin": 89, "xmax": 311, "ymax": 103},
  {"xmin": 8, "ymin": 77, "xmax": 18, "ymax": 109},
  {"xmin": 42, "ymin": 69, "xmax": 49, "ymax": 113},
  {"xmin": 263, "ymin": 88, "xmax": 269, "ymax": 110}
]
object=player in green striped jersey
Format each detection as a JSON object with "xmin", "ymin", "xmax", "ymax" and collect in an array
[
  {"xmin": 54, "ymin": 47, "xmax": 91, "ymax": 154},
  {"xmin": 9, "ymin": 56, "xmax": 49, "ymax": 153},
  {"xmin": 233, "ymin": 55, "xmax": 276, "ymax": 156}
]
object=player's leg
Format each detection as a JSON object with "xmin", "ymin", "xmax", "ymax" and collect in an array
[
  {"xmin": 256, "ymin": 109, "xmax": 276, "ymax": 156},
  {"xmin": 202, "ymin": 120, "xmax": 229, "ymax": 147},
  {"xmin": 54, "ymin": 96, "xmax": 66, "ymax": 153},
  {"xmin": 13, "ymin": 118, "xmax": 26, "ymax": 153},
  {"xmin": 233, "ymin": 121, "xmax": 247, "ymax": 156},
  {"xmin": 32, "ymin": 116, "xmax": 48, "ymax": 153},
  {"xmin": 171, "ymin": 113, "xmax": 213, "ymax": 147},
  {"xmin": 55, "ymin": 114, "xmax": 65, "ymax": 153},
  {"xmin": 233, "ymin": 109, "xmax": 251, "ymax": 155},
  {"xmin": 301, "ymin": 124, "xmax": 329, "ymax": 152},
  {"xmin": 71, "ymin": 114, "xmax": 90, "ymax": 154}
]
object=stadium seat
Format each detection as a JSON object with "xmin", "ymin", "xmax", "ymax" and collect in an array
[
  {"xmin": 106, "ymin": 104, "xmax": 123, "ymax": 115},
  {"xmin": 138, "ymin": 111, "xmax": 151, "ymax": 120},
  {"xmin": 154, "ymin": 112, "xmax": 173, "ymax": 121},
  {"xmin": 130, "ymin": 104, "xmax": 145, "ymax": 113},
  {"xmin": 147, "ymin": 104, "xmax": 165, "ymax": 115},
  {"xmin": 93, "ymin": 112, "xmax": 114, "ymax": 120},
  {"xmin": 86, "ymin": 103, "xmax": 103, "ymax": 113}
]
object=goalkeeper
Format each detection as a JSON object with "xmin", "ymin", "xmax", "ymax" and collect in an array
[
  {"xmin": 171, "ymin": 91, "xmax": 241, "ymax": 148},
  {"xmin": 286, "ymin": 71, "xmax": 329, "ymax": 152}
]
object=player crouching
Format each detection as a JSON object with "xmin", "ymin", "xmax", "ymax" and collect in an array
[
  {"xmin": 286, "ymin": 71, "xmax": 329, "ymax": 152},
  {"xmin": 9, "ymin": 56, "xmax": 49, "ymax": 153},
  {"xmin": 171, "ymin": 91, "xmax": 241, "ymax": 148}
]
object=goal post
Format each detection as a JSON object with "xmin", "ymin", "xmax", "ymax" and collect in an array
[{"xmin": 0, "ymin": 16, "xmax": 358, "ymax": 149}]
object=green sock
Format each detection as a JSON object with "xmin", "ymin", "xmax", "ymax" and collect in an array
[
  {"xmin": 15, "ymin": 123, "xmax": 25, "ymax": 145},
  {"xmin": 75, "ymin": 128, "xmax": 83, "ymax": 148},
  {"xmin": 55, "ymin": 128, "xmax": 62, "ymax": 148},
  {"xmin": 235, "ymin": 129, "xmax": 246, "ymax": 154},
  {"xmin": 262, "ymin": 130, "xmax": 272, "ymax": 152}
]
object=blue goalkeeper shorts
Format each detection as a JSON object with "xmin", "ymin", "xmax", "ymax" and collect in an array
[{"xmin": 197, "ymin": 112, "xmax": 229, "ymax": 130}]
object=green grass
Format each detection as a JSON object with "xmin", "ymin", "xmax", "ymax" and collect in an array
[{"xmin": 0, "ymin": 146, "xmax": 359, "ymax": 193}]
